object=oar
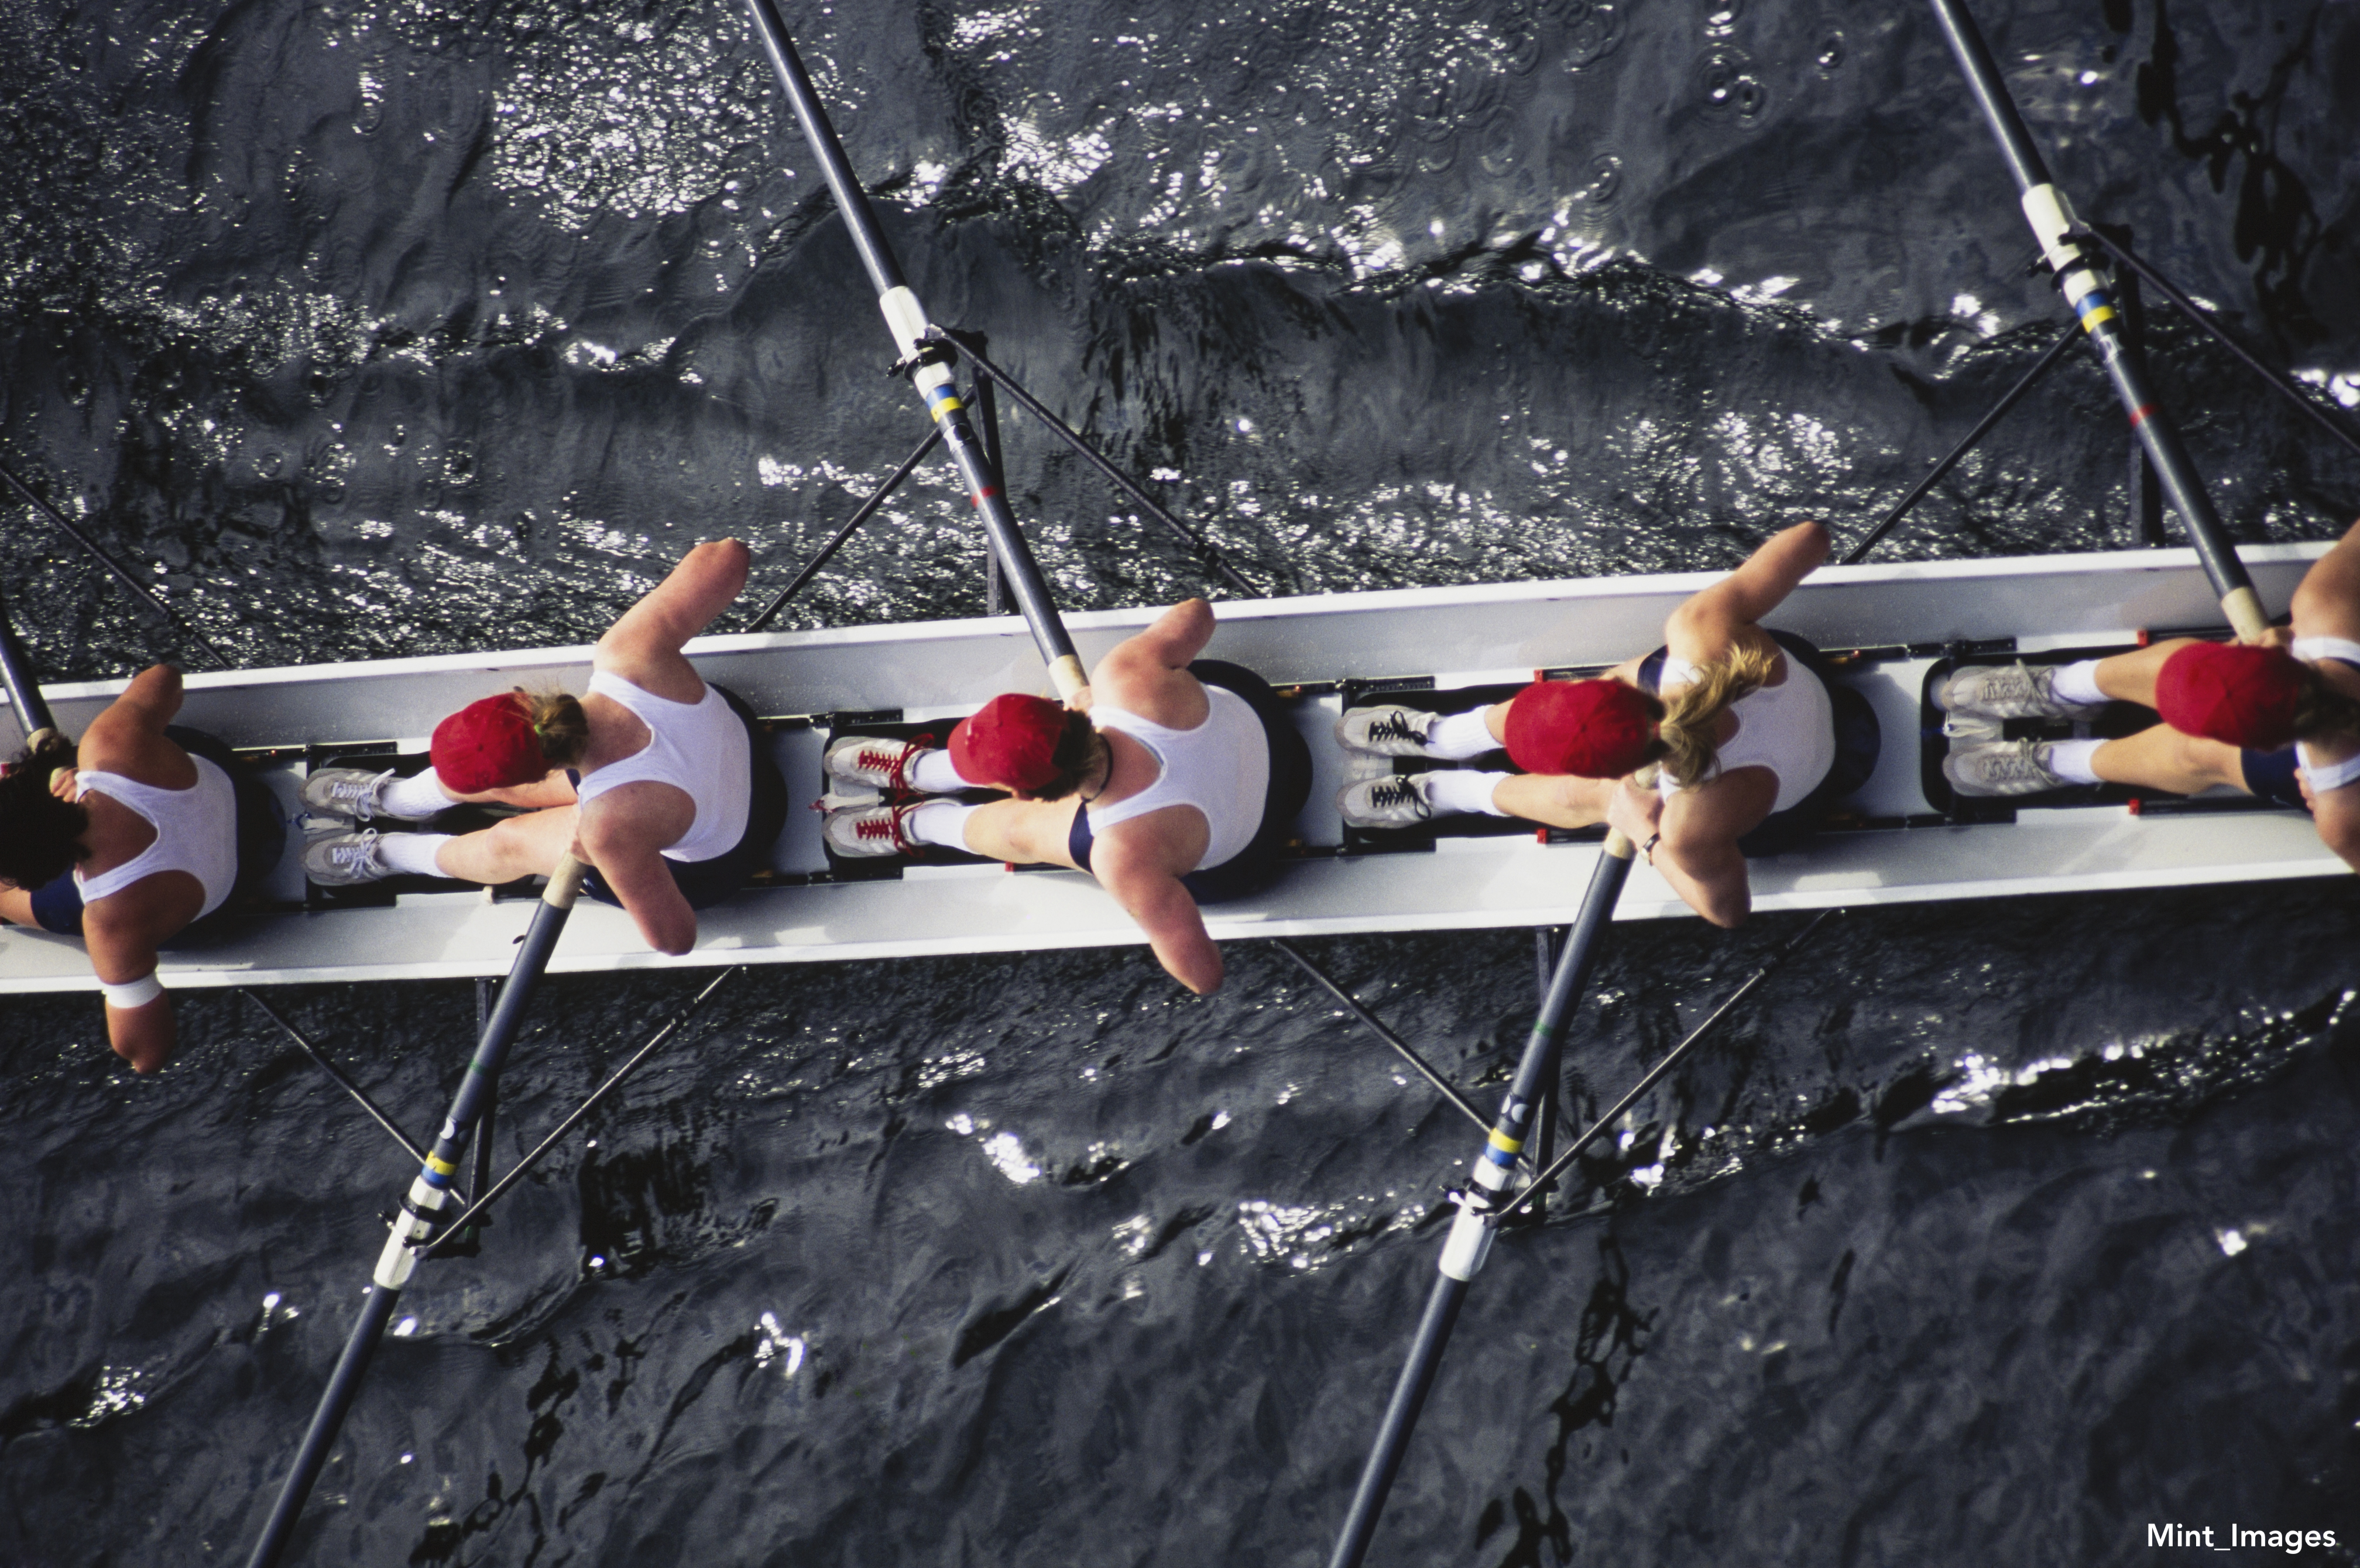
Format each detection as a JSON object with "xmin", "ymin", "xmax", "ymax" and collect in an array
[
  {"xmin": 0, "ymin": 575, "xmax": 59, "ymax": 750},
  {"xmin": 1326, "ymin": 828, "xmax": 1639, "ymax": 1568},
  {"xmin": 245, "ymin": 858, "xmax": 586, "ymax": 1568},
  {"xmin": 0, "ymin": 458, "xmax": 236, "ymax": 670},
  {"xmin": 1926, "ymin": 0, "xmax": 2267, "ymax": 637},
  {"xmin": 739, "ymin": 0, "xmax": 1088, "ymax": 699}
]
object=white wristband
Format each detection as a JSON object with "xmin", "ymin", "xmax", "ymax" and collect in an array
[{"xmin": 99, "ymin": 973, "xmax": 165, "ymax": 1010}]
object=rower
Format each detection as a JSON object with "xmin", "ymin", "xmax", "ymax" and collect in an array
[
  {"xmin": 0, "ymin": 665, "xmax": 287, "ymax": 1072},
  {"xmin": 819, "ymin": 597, "xmax": 1310, "ymax": 994},
  {"xmin": 1336, "ymin": 521, "xmax": 1868, "ymax": 928},
  {"xmin": 299, "ymin": 540, "xmax": 788, "ymax": 952},
  {"xmin": 1942, "ymin": 517, "xmax": 2360, "ymax": 870}
]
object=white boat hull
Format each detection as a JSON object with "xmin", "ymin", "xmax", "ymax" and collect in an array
[{"xmin": 0, "ymin": 543, "xmax": 2337, "ymax": 992}]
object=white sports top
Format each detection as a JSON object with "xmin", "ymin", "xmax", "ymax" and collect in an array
[
  {"xmin": 1655, "ymin": 653, "xmax": 1837, "ymax": 814},
  {"xmin": 1087, "ymin": 685, "xmax": 1270, "ymax": 871},
  {"xmin": 74, "ymin": 754, "xmax": 239, "ymax": 917},
  {"xmin": 2293, "ymin": 636, "xmax": 2360, "ymax": 792},
  {"xmin": 2293, "ymin": 634, "xmax": 2360, "ymax": 670},
  {"xmin": 574, "ymin": 670, "xmax": 750, "ymax": 863}
]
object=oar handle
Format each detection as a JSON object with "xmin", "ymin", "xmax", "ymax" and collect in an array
[{"xmin": 1926, "ymin": 0, "xmax": 2265, "ymax": 638}]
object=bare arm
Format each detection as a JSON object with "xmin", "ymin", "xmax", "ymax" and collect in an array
[
  {"xmin": 2291, "ymin": 517, "xmax": 2360, "ymax": 640},
  {"xmin": 82, "ymin": 665, "xmax": 194, "ymax": 784},
  {"xmin": 1667, "ymin": 522, "xmax": 1829, "ymax": 651},
  {"xmin": 1095, "ymin": 849, "xmax": 1223, "ymax": 994},
  {"xmin": 1096, "ymin": 599, "xmax": 1218, "ymax": 726},
  {"xmin": 2311, "ymin": 782, "xmax": 2360, "ymax": 875},
  {"xmin": 598, "ymin": 541, "xmax": 752, "ymax": 694},
  {"xmin": 84, "ymin": 908, "xmax": 177, "ymax": 1072},
  {"xmin": 1651, "ymin": 774, "xmax": 1776, "ymax": 928},
  {"xmin": 1102, "ymin": 599, "xmax": 1216, "ymax": 678},
  {"xmin": 578, "ymin": 792, "xmax": 699, "ymax": 955}
]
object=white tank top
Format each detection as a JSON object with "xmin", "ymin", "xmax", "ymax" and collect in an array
[
  {"xmin": 1087, "ymin": 685, "xmax": 1269, "ymax": 871},
  {"xmin": 2293, "ymin": 634, "xmax": 2360, "ymax": 670},
  {"xmin": 2293, "ymin": 637, "xmax": 2360, "ymax": 792},
  {"xmin": 1656, "ymin": 653, "xmax": 1837, "ymax": 814},
  {"xmin": 574, "ymin": 670, "xmax": 751, "ymax": 863},
  {"xmin": 74, "ymin": 754, "xmax": 239, "ymax": 917}
]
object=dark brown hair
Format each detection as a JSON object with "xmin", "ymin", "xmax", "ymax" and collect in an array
[
  {"xmin": 1026, "ymin": 711, "xmax": 1111, "ymax": 802},
  {"xmin": 0, "ymin": 735, "xmax": 91, "ymax": 891},
  {"xmin": 2294, "ymin": 668, "xmax": 2360, "ymax": 746},
  {"xmin": 516, "ymin": 688, "xmax": 590, "ymax": 767}
]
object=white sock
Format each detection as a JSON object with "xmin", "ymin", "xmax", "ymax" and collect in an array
[
  {"xmin": 2045, "ymin": 738, "xmax": 2105, "ymax": 785},
  {"xmin": 376, "ymin": 832, "xmax": 455, "ymax": 877},
  {"xmin": 1426, "ymin": 706, "xmax": 1500, "ymax": 760},
  {"xmin": 2050, "ymin": 660, "xmax": 2107, "ymax": 706},
  {"xmin": 904, "ymin": 800, "xmax": 979, "ymax": 850},
  {"xmin": 1423, "ymin": 768, "xmax": 1511, "ymax": 817},
  {"xmin": 910, "ymin": 748, "xmax": 966, "ymax": 793},
  {"xmin": 379, "ymin": 768, "xmax": 457, "ymax": 817}
]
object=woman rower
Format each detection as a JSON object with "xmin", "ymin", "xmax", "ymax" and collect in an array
[
  {"xmin": 815, "ymin": 597, "xmax": 1309, "ymax": 993},
  {"xmin": 299, "ymin": 539, "xmax": 787, "ymax": 952},
  {"xmin": 1940, "ymin": 516, "xmax": 2360, "ymax": 870},
  {"xmin": 1336, "ymin": 520, "xmax": 1838, "ymax": 927},
  {"xmin": 0, "ymin": 665, "xmax": 287, "ymax": 1072}
]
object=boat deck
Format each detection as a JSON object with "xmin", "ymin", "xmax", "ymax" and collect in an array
[{"xmin": 0, "ymin": 543, "xmax": 2338, "ymax": 991}]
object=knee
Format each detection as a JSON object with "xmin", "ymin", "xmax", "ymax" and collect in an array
[{"xmin": 2169, "ymin": 730, "xmax": 2247, "ymax": 791}]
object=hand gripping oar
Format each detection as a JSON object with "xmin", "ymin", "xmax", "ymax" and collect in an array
[
  {"xmin": 739, "ymin": 0, "xmax": 1087, "ymax": 699},
  {"xmin": 1326, "ymin": 828, "xmax": 1639, "ymax": 1568},
  {"xmin": 1926, "ymin": 0, "xmax": 2267, "ymax": 638},
  {"xmin": 245, "ymin": 857, "xmax": 587, "ymax": 1568}
]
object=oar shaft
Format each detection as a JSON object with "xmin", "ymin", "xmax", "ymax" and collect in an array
[
  {"xmin": 1328, "ymin": 833, "xmax": 1638, "ymax": 1568},
  {"xmin": 1843, "ymin": 324, "xmax": 2078, "ymax": 565},
  {"xmin": 1328, "ymin": 1274, "xmax": 1468, "ymax": 1568},
  {"xmin": 745, "ymin": 427, "xmax": 943, "ymax": 633},
  {"xmin": 242, "ymin": 1284, "xmax": 401, "ymax": 1566},
  {"xmin": 739, "ymin": 0, "xmax": 1086, "ymax": 696},
  {"xmin": 1926, "ymin": 0, "xmax": 2265, "ymax": 636},
  {"xmin": 246, "ymin": 857, "xmax": 585, "ymax": 1568},
  {"xmin": 0, "ymin": 586, "xmax": 56, "ymax": 747},
  {"xmin": 0, "ymin": 459, "xmax": 236, "ymax": 669}
]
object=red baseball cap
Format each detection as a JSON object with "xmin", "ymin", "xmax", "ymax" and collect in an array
[
  {"xmin": 1503, "ymin": 678, "xmax": 1661, "ymax": 778},
  {"xmin": 432, "ymin": 693, "xmax": 546, "ymax": 794},
  {"xmin": 2155, "ymin": 641, "xmax": 2304, "ymax": 750},
  {"xmin": 949, "ymin": 694, "xmax": 1069, "ymax": 792}
]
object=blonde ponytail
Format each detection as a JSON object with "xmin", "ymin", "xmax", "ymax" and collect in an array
[{"xmin": 1656, "ymin": 641, "xmax": 1784, "ymax": 789}]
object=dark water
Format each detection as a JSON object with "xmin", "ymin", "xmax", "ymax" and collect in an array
[{"xmin": 5, "ymin": 1, "xmax": 2360, "ymax": 1563}]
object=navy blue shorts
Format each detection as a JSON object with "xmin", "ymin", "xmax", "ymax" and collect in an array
[
  {"xmin": 28, "ymin": 726, "xmax": 288, "ymax": 943},
  {"xmin": 577, "ymin": 686, "xmax": 787, "ymax": 912},
  {"xmin": 2241, "ymin": 746, "xmax": 2308, "ymax": 812},
  {"xmin": 1065, "ymin": 660, "xmax": 1310, "ymax": 906}
]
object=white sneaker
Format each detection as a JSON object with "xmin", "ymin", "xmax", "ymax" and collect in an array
[
  {"xmin": 1339, "ymin": 773, "xmax": 1438, "ymax": 828},
  {"xmin": 1934, "ymin": 663, "xmax": 2100, "ymax": 721},
  {"xmin": 825, "ymin": 735, "xmax": 929, "ymax": 795},
  {"xmin": 300, "ymin": 767, "xmax": 401, "ymax": 822},
  {"xmin": 822, "ymin": 801, "xmax": 922, "ymax": 857},
  {"xmin": 1335, "ymin": 704, "xmax": 1441, "ymax": 757},
  {"xmin": 304, "ymin": 829, "xmax": 392, "ymax": 884},
  {"xmin": 1943, "ymin": 739, "xmax": 2070, "ymax": 797}
]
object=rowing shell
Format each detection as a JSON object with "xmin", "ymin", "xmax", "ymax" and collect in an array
[{"xmin": 0, "ymin": 540, "xmax": 2335, "ymax": 994}]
